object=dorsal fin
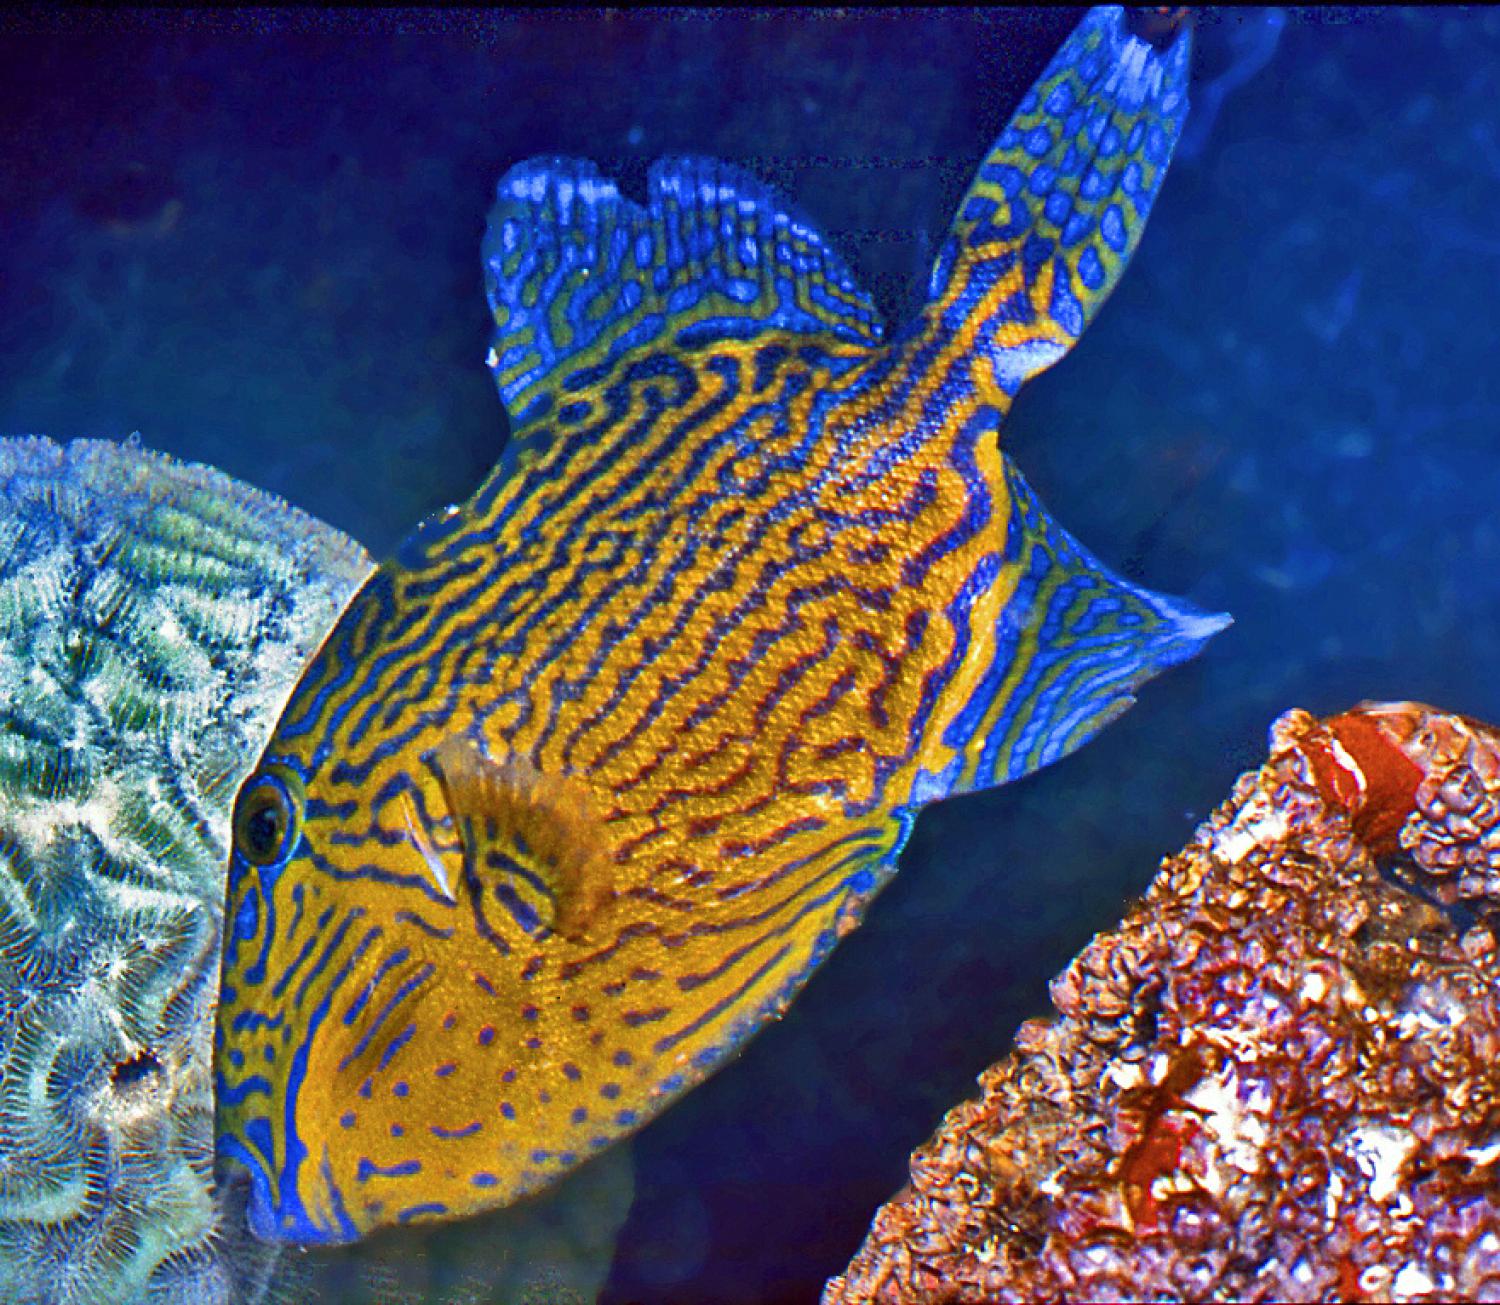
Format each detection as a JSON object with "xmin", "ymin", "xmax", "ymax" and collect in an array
[
  {"xmin": 428, "ymin": 737, "xmax": 611, "ymax": 941},
  {"xmin": 482, "ymin": 155, "xmax": 884, "ymax": 439},
  {"xmin": 916, "ymin": 5, "xmax": 1192, "ymax": 395}
]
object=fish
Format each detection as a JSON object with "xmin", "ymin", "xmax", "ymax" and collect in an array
[{"xmin": 215, "ymin": 5, "xmax": 1226, "ymax": 1244}]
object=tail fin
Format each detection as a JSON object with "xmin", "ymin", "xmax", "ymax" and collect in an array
[{"xmin": 917, "ymin": 6, "xmax": 1192, "ymax": 396}]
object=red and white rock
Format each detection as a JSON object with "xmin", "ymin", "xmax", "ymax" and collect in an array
[{"xmin": 827, "ymin": 703, "xmax": 1500, "ymax": 1305}]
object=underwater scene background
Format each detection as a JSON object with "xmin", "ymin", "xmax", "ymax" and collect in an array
[{"xmin": 2, "ymin": 6, "xmax": 1498, "ymax": 1302}]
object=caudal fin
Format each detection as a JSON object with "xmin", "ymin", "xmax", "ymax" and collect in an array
[{"xmin": 917, "ymin": 6, "xmax": 1192, "ymax": 397}]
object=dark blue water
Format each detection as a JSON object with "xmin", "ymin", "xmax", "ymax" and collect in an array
[{"xmin": 3, "ymin": 8, "xmax": 1498, "ymax": 1302}]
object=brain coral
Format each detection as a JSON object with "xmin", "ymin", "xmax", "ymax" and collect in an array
[
  {"xmin": 0, "ymin": 437, "xmax": 370, "ymax": 1304},
  {"xmin": 828, "ymin": 703, "xmax": 1500, "ymax": 1304}
]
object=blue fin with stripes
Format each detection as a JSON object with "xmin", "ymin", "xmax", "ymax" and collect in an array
[
  {"xmin": 919, "ymin": 5, "xmax": 1192, "ymax": 396},
  {"xmin": 482, "ymin": 156, "xmax": 885, "ymax": 437},
  {"xmin": 941, "ymin": 455, "xmax": 1229, "ymax": 796}
]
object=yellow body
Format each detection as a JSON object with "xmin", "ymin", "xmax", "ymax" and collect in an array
[{"xmin": 232, "ymin": 333, "xmax": 1019, "ymax": 1235}]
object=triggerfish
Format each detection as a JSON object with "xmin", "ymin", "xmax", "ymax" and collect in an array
[{"xmin": 216, "ymin": 5, "xmax": 1226, "ymax": 1243}]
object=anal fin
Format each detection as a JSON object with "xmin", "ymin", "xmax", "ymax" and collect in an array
[{"xmin": 944, "ymin": 455, "xmax": 1229, "ymax": 794}]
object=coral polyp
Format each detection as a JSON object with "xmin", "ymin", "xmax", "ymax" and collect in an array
[{"xmin": 0, "ymin": 437, "xmax": 370, "ymax": 1304}]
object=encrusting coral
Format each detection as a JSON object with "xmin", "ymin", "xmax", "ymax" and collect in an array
[
  {"xmin": 0, "ymin": 437, "xmax": 371, "ymax": 1304},
  {"xmin": 827, "ymin": 702, "xmax": 1500, "ymax": 1304}
]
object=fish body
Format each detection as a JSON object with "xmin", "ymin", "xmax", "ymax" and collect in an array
[{"xmin": 217, "ymin": 6, "xmax": 1223, "ymax": 1243}]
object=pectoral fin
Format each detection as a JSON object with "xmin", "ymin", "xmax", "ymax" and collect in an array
[{"xmin": 428, "ymin": 738, "xmax": 611, "ymax": 941}]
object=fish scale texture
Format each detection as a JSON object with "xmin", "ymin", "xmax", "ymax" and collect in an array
[
  {"xmin": 0, "ymin": 437, "xmax": 370, "ymax": 1304},
  {"xmin": 827, "ymin": 702, "xmax": 1500, "ymax": 1303}
]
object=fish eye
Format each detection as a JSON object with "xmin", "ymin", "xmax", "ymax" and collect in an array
[{"xmin": 232, "ymin": 768, "xmax": 301, "ymax": 867}]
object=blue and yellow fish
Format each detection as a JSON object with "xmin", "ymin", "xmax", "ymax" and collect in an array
[{"xmin": 216, "ymin": 6, "xmax": 1223, "ymax": 1243}]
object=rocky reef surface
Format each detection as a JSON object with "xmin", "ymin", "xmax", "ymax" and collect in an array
[
  {"xmin": 0, "ymin": 437, "xmax": 371, "ymax": 1304},
  {"xmin": 827, "ymin": 702, "xmax": 1500, "ymax": 1304}
]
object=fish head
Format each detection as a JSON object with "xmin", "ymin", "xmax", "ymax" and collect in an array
[
  {"xmin": 216, "ymin": 734, "xmax": 335, "ymax": 1239},
  {"xmin": 219, "ymin": 555, "xmax": 470, "ymax": 986},
  {"xmin": 213, "ymin": 582, "xmax": 622, "ymax": 1244},
  {"xmin": 214, "ymin": 576, "xmax": 474, "ymax": 1243}
]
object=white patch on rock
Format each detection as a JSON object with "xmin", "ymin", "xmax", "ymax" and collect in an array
[
  {"xmin": 1343, "ymin": 1123, "xmax": 1416, "ymax": 1204},
  {"xmin": 1182, "ymin": 1065, "xmax": 1270, "ymax": 1195}
]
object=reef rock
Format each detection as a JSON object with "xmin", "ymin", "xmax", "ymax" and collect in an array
[
  {"xmin": 0, "ymin": 437, "xmax": 371, "ymax": 1304},
  {"xmin": 827, "ymin": 702, "xmax": 1500, "ymax": 1304}
]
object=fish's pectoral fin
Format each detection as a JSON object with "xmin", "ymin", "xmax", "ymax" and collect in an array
[
  {"xmin": 482, "ymin": 155, "xmax": 885, "ymax": 443},
  {"xmin": 942, "ymin": 455, "xmax": 1228, "ymax": 795},
  {"xmin": 915, "ymin": 5, "xmax": 1192, "ymax": 397},
  {"xmin": 428, "ymin": 737, "xmax": 611, "ymax": 941}
]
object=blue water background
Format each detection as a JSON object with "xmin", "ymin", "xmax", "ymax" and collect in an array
[{"xmin": 3, "ymin": 7, "xmax": 1498, "ymax": 1302}]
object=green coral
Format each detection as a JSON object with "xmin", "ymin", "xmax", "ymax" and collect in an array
[{"xmin": 0, "ymin": 437, "xmax": 371, "ymax": 1305}]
